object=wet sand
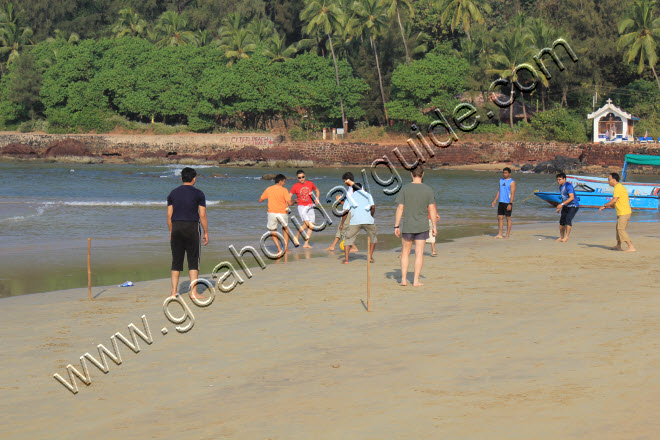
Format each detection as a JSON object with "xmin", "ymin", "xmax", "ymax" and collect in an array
[{"xmin": 1, "ymin": 221, "xmax": 659, "ymax": 439}]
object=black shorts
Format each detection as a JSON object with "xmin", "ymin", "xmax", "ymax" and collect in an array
[
  {"xmin": 497, "ymin": 202, "xmax": 512, "ymax": 217},
  {"xmin": 401, "ymin": 230, "xmax": 430, "ymax": 241},
  {"xmin": 171, "ymin": 221, "xmax": 201, "ymax": 271},
  {"xmin": 559, "ymin": 206, "xmax": 579, "ymax": 226}
]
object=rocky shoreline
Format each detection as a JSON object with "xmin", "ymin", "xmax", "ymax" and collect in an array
[{"xmin": 2, "ymin": 132, "xmax": 660, "ymax": 174}]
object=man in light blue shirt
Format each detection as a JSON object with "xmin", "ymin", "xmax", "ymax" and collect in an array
[{"xmin": 342, "ymin": 183, "xmax": 377, "ymax": 264}]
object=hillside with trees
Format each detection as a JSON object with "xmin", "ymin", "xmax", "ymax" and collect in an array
[{"xmin": 1, "ymin": 0, "xmax": 660, "ymax": 142}]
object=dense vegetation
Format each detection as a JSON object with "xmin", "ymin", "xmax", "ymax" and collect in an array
[{"xmin": 1, "ymin": 0, "xmax": 660, "ymax": 142}]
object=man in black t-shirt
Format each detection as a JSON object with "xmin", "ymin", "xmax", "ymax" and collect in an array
[{"xmin": 167, "ymin": 167, "xmax": 208, "ymax": 298}]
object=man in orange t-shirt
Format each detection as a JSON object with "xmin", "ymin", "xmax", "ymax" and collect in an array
[{"xmin": 259, "ymin": 174, "xmax": 296, "ymax": 254}]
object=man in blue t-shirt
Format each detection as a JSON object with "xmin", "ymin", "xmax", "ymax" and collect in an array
[
  {"xmin": 491, "ymin": 167, "xmax": 516, "ymax": 238},
  {"xmin": 555, "ymin": 172, "xmax": 580, "ymax": 242},
  {"xmin": 342, "ymin": 183, "xmax": 377, "ymax": 264},
  {"xmin": 167, "ymin": 167, "xmax": 208, "ymax": 298}
]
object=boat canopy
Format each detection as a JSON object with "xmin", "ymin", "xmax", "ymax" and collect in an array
[
  {"xmin": 624, "ymin": 154, "xmax": 660, "ymax": 166},
  {"xmin": 622, "ymin": 154, "xmax": 660, "ymax": 181}
]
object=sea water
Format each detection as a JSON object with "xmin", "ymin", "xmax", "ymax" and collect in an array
[{"xmin": 1, "ymin": 161, "xmax": 657, "ymax": 297}]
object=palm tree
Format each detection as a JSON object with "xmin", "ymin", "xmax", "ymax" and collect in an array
[
  {"xmin": 247, "ymin": 17, "xmax": 274, "ymax": 45},
  {"xmin": 263, "ymin": 32, "xmax": 297, "ymax": 64},
  {"xmin": 300, "ymin": 0, "xmax": 348, "ymax": 130},
  {"xmin": 618, "ymin": 0, "xmax": 660, "ymax": 91},
  {"xmin": 527, "ymin": 17, "xmax": 559, "ymax": 110},
  {"xmin": 0, "ymin": 2, "xmax": 22, "ymax": 26},
  {"xmin": 218, "ymin": 28, "xmax": 257, "ymax": 65},
  {"xmin": 112, "ymin": 8, "xmax": 147, "ymax": 39},
  {"xmin": 384, "ymin": 0, "xmax": 414, "ymax": 65},
  {"xmin": 194, "ymin": 29, "xmax": 213, "ymax": 47},
  {"xmin": 439, "ymin": 0, "xmax": 491, "ymax": 41},
  {"xmin": 218, "ymin": 12, "xmax": 247, "ymax": 41},
  {"xmin": 0, "ymin": 21, "xmax": 33, "ymax": 68},
  {"xmin": 488, "ymin": 27, "xmax": 535, "ymax": 129},
  {"xmin": 154, "ymin": 11, "xmax": 196, "ymax": 47},
  {"xmin": 46, "ymin": 29, "xmax": 80, "ymax": 44},
  {"xmin": 352, "ymin": 0, "xmax": 390, "ymax": 124}
]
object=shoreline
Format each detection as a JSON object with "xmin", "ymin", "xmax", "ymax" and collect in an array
[{"xmin": 2, "ymin": 220, "xmax": 660, "ymax": 439}]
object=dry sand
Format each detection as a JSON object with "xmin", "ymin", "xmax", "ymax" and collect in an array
[{"xmin": 2, "ymin": 221, "xmax": 660, "ymax": 439}]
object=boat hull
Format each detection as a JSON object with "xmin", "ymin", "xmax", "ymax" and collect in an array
[
  {"xmin": 567, "ymin": 175, "xmax": 660, "ymax": 196},
  {"xmin": 535, "ymin": 191, "xmax": 660, "ymax": 211}
]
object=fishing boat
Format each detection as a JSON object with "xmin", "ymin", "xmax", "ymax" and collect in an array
[{"xmin": 534, "ymin": 154, "xmax": 660, "ymax": 211}]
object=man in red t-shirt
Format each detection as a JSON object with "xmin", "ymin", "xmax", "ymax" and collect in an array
[{"xmin": 290, "ymin": 169, "xmax": 320, "ymax": 248}]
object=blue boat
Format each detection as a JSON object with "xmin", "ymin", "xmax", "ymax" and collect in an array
[{"xmin": 534, "ymin": 154, "xmax": 660, "ymax": 211}]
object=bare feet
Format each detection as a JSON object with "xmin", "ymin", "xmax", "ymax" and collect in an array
[
  {"xmin": 610, "ymin": 246, "xmax": 623, "ymax": 251},
  {"xmin": 555, "ymin": 237, "xmax": 563, "ymax": 242},
  {"xmin": 494, "ymin": 235, "xmax": 504, "ymax": 239},
  {"xmin": 369, "ymin": 258, "xmax": 375, "ymax": 263},
  {"xmin": 350, "ymin": 247, "xmax": 358, "ymax": 253},
  {"xmin": 624, "ymin": 247, "xmax": 637, "ymax": 252},
  {"xmin": 324, "ymin": 246, "xmax": 335, "ymax": 251},
  {"xmin": 400, "ymin": 281, "xmax": 407, "ymax": 286},
  {"xmin": 303, "ymin": 243, "xmax": 313, "ymax": 248},
  {"xmin": 342, "ymin": 260, "xmax": 349, "ymax": 264},
  {"xmin": 170, "ymin": 293, "xmax": 177, "ymax": 298},
  {"xmin": 413, "ymin": 282, "xmax": 424, "ymax": 287},
  {"xmin": 559, "ymin": 238, "xmax": 568, "ymax": 242},
  {"xmin": 431, "ymin": 252, "xmax": 438, "ymax": 256}
]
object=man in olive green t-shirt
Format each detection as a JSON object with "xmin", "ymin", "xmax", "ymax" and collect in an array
[
  {"xmin": 394, "ymin": 165, "xmax": 438, "ymax": 286},
  {"xmin": 599, "ymin": 172, "xmax": 636, "ymax": 252}
]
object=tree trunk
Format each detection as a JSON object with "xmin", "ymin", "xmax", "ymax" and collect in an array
[
  {"xmin": 509, "ymin": 83, "xmax": 514, "ymax": 130},
  {"xmin": 521, "ymin": 92, "xmax": 528, "ymax": 123},
  {"xmin": 396, "ymin": 7, "xmax": 411, "ymax": 66},
  {"xmin": 561, "ymin": 86, "xmax": 567, "ymax": 107},
  {"xmin": 652, "ymin": 64, "xmax": 660, "ymax": 92},
  {"xmin": 542, "ymin": 87, "xmax": 546, "ymax": 111},
  {"xmin": 371, "ymin": 36, "xmax": 389, "ymax": 125},
  {"xmin": 328, "ymin": 33, "xmax": 348, "ymax": 132}
]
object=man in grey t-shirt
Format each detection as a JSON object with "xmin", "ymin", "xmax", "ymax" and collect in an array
[{"xmin": 394, "ymin": 165, "xmax": 437, "ymax": 287}]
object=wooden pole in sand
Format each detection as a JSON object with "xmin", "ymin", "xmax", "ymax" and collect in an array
[
  {"xmin": 367, "ymin": 236, "xmax": 371, "ymax": 311},
  {"xmin": 87, "ymin": 238, "xmax": 92, "ymax": 300}
]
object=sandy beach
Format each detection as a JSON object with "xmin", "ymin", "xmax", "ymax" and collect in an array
[{"xmin": 2, "ymin": 220, "xmax": 660, "ymax": 439}]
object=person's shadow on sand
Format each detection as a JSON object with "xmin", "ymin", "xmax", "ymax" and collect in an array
[
  {"xmin": 384, "ymin": 269, "xmax": 426, "ymax": 285},
  {"xmin": 578, "ymin": 243, "xmax": 614, "ymax": 250},
  {"xmin": 534, "ymin": 234, "xmax": 558, "ymax": 240}
]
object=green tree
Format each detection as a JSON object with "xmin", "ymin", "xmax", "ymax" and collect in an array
[
  {"xmin": 386, "ymin": 46, "xmax": 469, "ymax": 123},
  {"xmin": 154, "ymin": 10, "xmax": 196, "ymax": 47},
  {"xmin": 111, "ymin": 8, "xmax": 147, "ymax": 38},
  {"xmin": 300, "ymin": 0, "xmax": 348, "ymax": 130},
  {"xmin": 385, "ymin": 0, "xmax": 414, "ymax": 65},
  {"xmin": 488, "ymin": 27, "xmax": 535, "ymax": 129},
  {"xmin": 0, "ymin": 21, "xmax": 34, "ymax": 68},
  {"xmin": 352, "ymin": 0, "xmax": 390, "ymax": 124},
  {"xmin": 263, "ymin": 31, "xmax": 297, "ymax": 63},
  {"xmin": 218, "ymin": 27, "xmax": 257, "ymax": 65},
  {"xmin": 247, "ymin": 17, "xmax": 274, "ymax": 45},
  {"xmin": 618, "ymin": 0, "xmax": 660, "ymax": 91},
  {"xmin": 7, "ymin": 50, "xmax": 43, "ymax": 120},
  {"xmin": 439, "ymin": 0, "xmax": 491, "ymax": 40}
]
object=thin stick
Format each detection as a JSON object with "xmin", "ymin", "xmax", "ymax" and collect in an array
[
  {"xmin": 87, "ymin": 237, "xmax": 92, "ymax": 300},
  {"xmin": 367, "ymin": 236, "xmax": 371, "ymax": 312}
]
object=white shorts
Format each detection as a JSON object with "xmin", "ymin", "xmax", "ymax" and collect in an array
[
  {"xmin": 297, "ymin": 205, "xmax": 316, "ymax": 224},
  {"xmin": 267, "ymin": 213, "xmax": 288, "ymax": 230}
]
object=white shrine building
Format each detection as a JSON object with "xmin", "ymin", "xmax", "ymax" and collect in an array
[{"xmin": 587, "ymin": 98, "xmax": 638, "ymax": 143}]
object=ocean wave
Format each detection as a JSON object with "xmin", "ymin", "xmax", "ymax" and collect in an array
[
  {"xmin": 0, "ymin": 205, "xmax": 50, "ymax": 223},
  {"xmin": 39, "ymin": 200, "xmax": 223, "ymax": 207}
]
